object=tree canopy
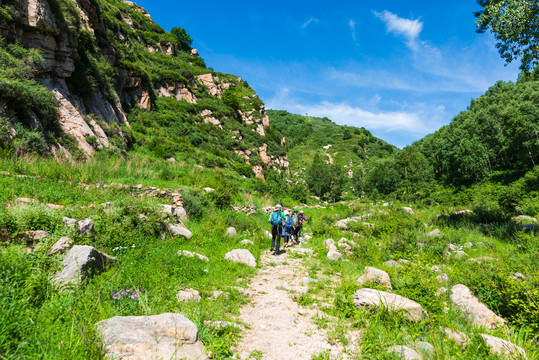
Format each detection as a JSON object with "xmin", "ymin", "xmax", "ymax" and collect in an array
[{"xmin": 475, "ymin": 0, "xmax": 539, "ymax": 72}]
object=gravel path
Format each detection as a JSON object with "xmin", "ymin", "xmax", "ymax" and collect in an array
[{"xmin": 235, "ymin": 249, "xmax": 343, "ymax": 360}]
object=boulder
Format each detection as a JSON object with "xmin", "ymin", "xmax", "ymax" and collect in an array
[
  {"xmin": 387, "ymin": 345, "xmax": 422, "ymax": 360},
  {"xmin": 334, "ymin": 218, "xmax": 358, "ymax": 230},
  {"xmin": 48, "ymin": 237, "xmax": 73, "ymax": 255},
  {"xmin": 176, "ymin": 289, "xmax": 201, "ymax": 302},
  {"xmin": 177, "ymin": 250, "xmax": 208, "ymax": 262},
  {"xmin": 168, "ymin": 224, "xmax": 193, "ymax": 239},
  {"xmin": 353, "ymin": 288, "xmax": 427, "ymax": 322},
  {"xmin": 54, "ymin": 245, "xmax": 117, "ymax": 286},
  {"xmin": 160, "ymin": 204, "xmax": 173, "ymax": 214},
  {"xmin": 427, "ymin": 229, "xmax": 441, "ymax": 237},
  {"xmin": 225, "ymin": 227, "xmax": 237, "ymax": 237},
  {"xmin": 450, "ymin": 284, "xmax": 506, "ymax": 329},
  {"xmin": 358, "ymin": 267, "xmax": 392, "ymax": 290},
  {"xmin": 327, "ymin": 250, "xmax": 342, "ymax": 261},
  {"xmin": 240, "ymin": 239, "xmax": 254, "ymax": 246},
  {"xmin": 480, "ymin": 334, "xmax": 526, "ymax": 358},
  {"xmin": 95, "ymin": 313, "xmax": 208, "ymax": 360},
  {"xmin": 173, "ymin": 206, "xmax": 188, "ymax": 221},
  {"xmin": 63, "ymin": 217, "xmax": 77, "ymax": 227},
  {"xmin": 327, "ymin": 244, "xmax": 338, "ymax": 252},
  {"xmin": 224, "ymin": 249, "xmax": 256, "ymax": 267},
  {"xmin": 25, "ymin": 230, "xmax": 49, "ymax": 241},
  {"xmin": 78, "ymin": 218, "xmax": 95, "ymax": 236}
]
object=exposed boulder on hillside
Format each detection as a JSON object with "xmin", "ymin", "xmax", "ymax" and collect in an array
[
  {"xmin": 387, "ymin": 345, "xmax": 422, "ymax": 360},
  {"xmin": 480, "ymin": 334, "xmax": 526, "ymax": 358},
  {"xmin": 95, "ymin": 313, "xmax": 208, "ymax": 360},
  {"xmin": 224, "ymin": 249, "xmax": 256, "ymax": 267},
  {"xmin": 450, "ymin": 284, "xmax": 506, "ymax": 329},
  {"xmin": 358, "ymin": 267, "xmax": 392, "ymax": 290},
  {"xmin": 54, "ymin": 245, "xmax": 117, "ymax": 286},
  {"xmin": 353, "ymin": 288, "xmax": 427, "ymax": 322}
]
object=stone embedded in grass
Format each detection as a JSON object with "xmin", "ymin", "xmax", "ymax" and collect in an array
[
  {"xmin": 203, "ymin": 187, "xmax": 214, "ymax": 192},
  {"xmin": 264, "ymin": 230, "xmax": 272, "ymax": 239},
  {"xmin": 24, "ymin": 230, "xmax": 49, "ymax": 241},
  {"xmin": 176, "ymin": 288, "xmax": 201, "ymax": 302},
  {"xmin": 16, "ymin": 197, "xmax": 36, "ymax": 205},
  {"xmin": 338, "ymin": 242, "xmax": 352, "ymax": 252},
  {"xmin": 427, "ymin": 229, "xmax": 441, "ymax": 237},
  {"xmin": 353, "ymin": 288, "xmax": 427, "ymax": 322},
  {"xmin": 48, "ymin": 237, "xmax": 73, "ymax": 255},
  {"xmin": 327, "ymin": 250, "xmax": 342, "ymax": 261},
  {"xmin": 101, "ymin": 202, "xmax": 113, "ymax": 208},
  {"xmin": 414, "ymin": 341, "xmax": 435, "ymax": 358},
  {"xmin": 401, "ymin": 207, "xmax": 414, "ymax": 214},
  {"xmin": 240, "ymin": 239, "xmax": 254, "ymax": 246},
  {"xmin": 446, "ymin": 244, "xmax": 459, "ymax": 252},
  {"xmin": 436, "ymin": 273, "xmax": 449, "ymax": 283},
  {"xmin": 203, "ymin": 320, "xmax": 245, "ymax": 331},
  {"xmin": 63, "ymin": 217, "xmax": 77, "ymax": 227},
  {"xmin": 450, "ymin": 284, "xmax": 506, "ymax": 329},
  {"xmin": 435, "ymin": 287, "xmax": 448, "ymax": 296},
  {"xmin": 334, "ymin": 218, "xmax": 358, "ymax": 230},
  {"xmin": 54, "ymin": 245, "xmax": 117, "ymax": 286},
  {"xmin": 511, "ymin": 272, "xmax": 526, "ymax": 280},
  {"xmin": 323, "ymin": 238, "xmax": 335, "ymax": 249},
  {"xmin": 224, "ymin": 249, "xmax": 256, "ymax": 267},
  {"xmin": 78, "ymin": 218, "xmax": 95, "ymax": 236},
  {"xmin": 327, "ymin": 243, "xmax": 338, "ymax": 252},
  {"xmin": 387, "ymin": 345, "xmax": 422, "ymax": 359},
  {"xmin": 358, "ymin": 267, "xmax": 392, "ymax": 290},
  {"xmin": 441, "ymin": 327, "xmax": 470, "ymax": 347},
  {"xmin": 95, "ymin": 313, "xmax": 208, "ymax": 360},
  {"xmin": 225, "ymin": 227, "xmax": 237, "ymax": 237},
  {"xmin": 453, "ymin": 251, "xmax": 468, "ymax": 259},
  {"xmin": 463, "ymin": 242, "xmax": 473, "ymax": 249},
  {"xmin": 480, "ymin": 334, "xmax": 526, "ymax": 358},
  {"xmin": 46, "ymin": 203, "xmax": 65, "ymax": 210},
  {"xmin": 160, "ymin": 204, "xmax": 173, "ymax": 214},
  {"xmin": 173, "ymin": 206, "xmax": 188, "ymax": 221},
  {"xmin": 177, "ymin": 250, "xmax": 208, "ymax": 262},
  {"xmin": 168, "ymin": 224, "xmax": 193, "ymax": 239}
]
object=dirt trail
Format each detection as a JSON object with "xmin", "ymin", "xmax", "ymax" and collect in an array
[{"xmin": 235, "ymin": 249, "xmax": 344, "ymax": 360}]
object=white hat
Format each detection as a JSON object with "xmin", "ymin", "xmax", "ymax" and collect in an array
[
  {"xmin": 275, "ymin": 204, "xmax": 282, "ymax": 209},
  {"xmin": 284, "ymin": 210, "xmax": 289, "ymax": 215},
  {"xmin": 300, "ymin": 210, "xmax": 304, "ymax": 214}
]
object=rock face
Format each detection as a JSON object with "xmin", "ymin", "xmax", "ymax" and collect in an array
[
  {"xmin": 480, "ymin": 334, "xmax": 526, "ymax": 358},
  {"xmin": 95, "ymin": 313, "xmax": 208, "ymax": 360},
  {"xmin": 54, "ymin": 245, "xmax": 117, "ymax": 286},
  {"xmin": 224, "ymin": 249, "xmax": 256, "ymax": 267},
  {"xmin": 450, "ymin": 284, "xmax": 506, "ymax": 329},
  {"xmin": 358, "ymin": 267, "xmax": 392, "ymax": 290},
  {"xmin": 353, "ymin": 288, "xmax": 427, "ymax": 322}
]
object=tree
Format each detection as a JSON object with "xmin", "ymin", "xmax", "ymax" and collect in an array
[
  {"xmin": 306, "ymin": 153, "xmax": 330, "ymax": 197},
  {"xmin": 475, "ymin": 0, "xmax": 539, "ymax": 72},
  {"xmin": 170, "ymin": 27, "xmax": 193, "ymax": 52}
]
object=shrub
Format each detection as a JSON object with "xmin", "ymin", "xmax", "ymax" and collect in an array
[
  {"xmin": 182, "ymin": 190, "xmax": 205, "ymax": 219},
  {"xmin": 289, "ymin": 183, "xmax": 309, "ymax": 203}
]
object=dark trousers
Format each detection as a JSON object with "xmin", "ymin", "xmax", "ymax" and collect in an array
[
  {"xmin": 293, "ymin": 227, "xmax": 300, "ymax": 242},
  {"xmin": 271, "ymin": 225, "xmax": 281, "ymax": 252}
]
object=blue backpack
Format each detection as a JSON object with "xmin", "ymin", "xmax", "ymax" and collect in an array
[
  {"xmin": 285, "ymin": 217, "xmax": 293, "ymax": 229},
  {"xmin": 270, "ymin": 211, "xmax": 282, "ymax": 225}
]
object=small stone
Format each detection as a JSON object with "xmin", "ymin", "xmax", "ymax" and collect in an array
[
  {"xmin": 173, "ymin": 206, "xmax": 188, "ymax": 221},
  {"xmin": 25, "ymin": 230, "xmax": 49, "ymax": 241},
  {"xmin": 384, "ymin": 260, "xmax": 403, "ymax": 269},
  {"xmin": 224, "ymin": 249, "xmax": 256, "ymax": 267},
  {"xmin": 358, "ymin": 266, "xmax": 392, "ymax": 290},
  {"xmin": 430, "ymin": 265, "xmax": 442, "ymax": 273},
  {"xmin": 63, "ymin": 217, "xmax": 77, "ymax": 227},
  {"xmin": 176, "ymin": 288, "xmax": 201, "ymax": 302},
  {"xmin": 435, "ymin": 287, "xmax": 448, "ymax": 296},
  {"xmin": 387, "ymin": 345, "xmax": 422, "ymax": 359},
  {"xmin": 427, "ymin": 229, "xmax": 441, "ymax": 237},
  {"xmin": 441, "ymin": 328, "xmax": 470, "ymax": 347},
  {"xmin": 463, "ymin": 242, "xmax": 473, "ymax": 249},
  {"xmin": 177, "ymin": 250, "xmax": 208, "ymax": 262},
  {"xmin": 327, "ymin": 250, "xmax": 342, "ymax": 261},
  {"xmin": 323, "ymin": 238, "xmax": 335, "ymax": 249},
  {"xmin": 446, "ymin": 243, "xmax": 459, "ymax": 252},
  {"xmin": 168, "ymin": 224, "xmax": 193, "ymax": 239},
  {"xmin": 203, "ymin": 187, "xmax": 214, "ymax": 192},
  {"xmin": 46, "ymin": 203, "xmax": 65, "ymax": 210},
  {"xmin": 48, "ymin": 237, "xmax": 73, "ymax": 255},
  {"xmin": 454, "ymin": 251, "xmax": 468, "ymax": 259},
  {"xmin": 225, "ymin": 227, "xmax": 237, "ymax": 237},
  {"xmin": 436, "ymin": 273, "xmax": 449, "ymax": 283},
  {"xmin": 401, "ymin": 207, "xmax": 414, "ymax": 214},
  {"xmin": 511, "ymin": 272, "xmax": 526, "ymax": 280},
  {"xmin": 240, "ymin": 239, "xmax": 254, "ymax": 246},
  {"xmin": 78, "ymin": 219, "xmax": 95, "ymax": 236},
  {"xmin": 160, "ymin": 204, "xmax": 173, "ymax": 214}
]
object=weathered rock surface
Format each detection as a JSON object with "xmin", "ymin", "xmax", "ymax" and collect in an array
[
  {"xmin": 353, "ymin": 288, "xmax": 427, "ymax": 322},
  {"xmin": 177, "ymin": 250, "xmax": 208, "ymax": 262},
  {"xmin": 54, "ymin": 245, "xmax": 117, "ymax": 286},
  {"xmin": 327, "ymin": 250, "xmax": 342, "ymax": 261},
  {"xmin": 225, "ymin": 227, "xmax": 237, "ymax": 237},
  {"xmin": 25, "ymin": 230, "xmax": 49, "ymax": 241},
  {"xmin": 387, "ymin": 345, "xmax": 422, "ymax": 359},
  {"xmin": 176, "ymin": 288, "xmax": 201, "ymax": 302},
  {"xmin": 358, "ymin": 267, "xmax": 392, "ymax": 290},
  {"xmin": 441, "ymin": 328, "xmax": 470, "ymax": 347},
  {"xmin": 48, "ymin": 237, "xmax": 73, "ymax": 255},
  {"xmin": 323, "ymin": 238, "xmax": 335, "ymax": 249},
  {"xmin": 224, "ymin": 249, "xmax": 256, "ymax": 267},
  {"xmin": 450, "ymin": 284, "xmax": 506, "ymax": 329},
  {"xmin": 168, "ymin": 224, "xmax": 193, "ymax": 239},
  {"xmin": 95, "ymin": 313, "xmax": 208, "ymax": 360},
  {"xmin": 63, "ymin": 217, "xmax": 77, "ymax": 227},
  {"xmin": 78, "ymin": 218, "xmax": 95, "ymax": 236},
  {"xmin": 480, "ymin": 334, "xmax": 526, "ymax": 358}
]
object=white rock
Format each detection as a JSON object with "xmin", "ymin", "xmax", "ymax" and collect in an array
[
  {"xmin": 327, "ymin": 244, "xmax": 338, "ymax": 252},
  {"xmin": 441, "ymin": 328, "xmax": 470, "ymax": 347},
  {"xmin": 446, "ymin": 243, "xmax": 459, "ymax": 252},
  {"xmin": 173, "ymin": 206, "xmax": 188, "ymax": 221},
  {"xmin": 454, "ymin": 251, "xmax": 468, "ymax": 259},
  {"xmin": 25, "ymin": 230, "xmax": 49, "ymax": 241},
  {"xmin": 63, "ymin": 217, "xmax": 77, "ymax": 227},
  {"xmin": 160, "ymin": 204, "xmax": 173, "ymax": 214},
  {"xmin": 225, "ymin": 227, "xmax": 237, "ymax": 237},
  {"xmin": 240, "ymin": 239, "xmax": 254, "ymax": 245},
  {"xmin": 450, "ymin": 284, "xmax": 506, "ymax": 329},
  {"xmin": 358, "ymin": 267, "xmax": 392, "ymax": 290},
  {"xmin": 436, "ymin": 287, "xmax": 448, "ymax": 296},
  {"xmin": 511, "ymin": 272, "xmax": 526, "ymax": 280},
  {"xmin": 353, "ymin": 288, "xmax": 427, "ymax": 322},
  {"xmin": 437, "ymin": 273, "xmax": 449, "ymax": 283},
  {"xmin": 327, "ymin": 250, "xmax": 342, "ymax": 261},
  {"xmin": 203, "ymin": 187, "xmax": 215, "ymax": 193},
  {"xmin": 54, "ymin": 245, "xmax": 117, "ymax": 286},
  {"xmin": 463, "ymin": 242, "xmax": 473, "ymax": 249},
  {"xmin": 224, "ymin": 249, "xmax": 256, "ymax": 267},
  {"xmin": 427, "ymin": 229, "xmax": 441, "ymax": 237},
  {"xmin": 177, "ymin": 250, "xmax": 208, "ymax": 262},
  {"xmin": 387, "ymin": 345, "xmax": 422, "ymax": 359},
  {"xmin": 48, "ymin": 237, "xmax": 73, "ymax": 255},
  {"xmin": 480, "ymin": 334, "xmax": 526, "ymax": 358},
  {"xmin": 176, "ymin": 288, "xmax": 201, "ymax": 302},
  {"xmin": 323, "ymin": 238, "xmax": 335, "ymax": 249},
  {"xmin": 264, "ymin": 230, "xmax": 272, "ymax": 239},
  {"xmin": 288, "ymin": 248, "xmax": 314, "ymax": 256},
  {"xmin": 402, "ymin": 207, "xmax": 414, "ymax": 214},
  {"xmin": 167, "ymin": 224, "xmax": 193, "ymax": 239},
  {"xmin": 95, "ymin": 313, "xmax": 208, "ymax": 360}
]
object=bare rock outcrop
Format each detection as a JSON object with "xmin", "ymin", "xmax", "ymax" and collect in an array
[
  {"xmin": 95, "ymin": 313, "xmax": 208, "ymax": 360},
  {"xmin": 450, "ymin": 284, "xmax": 506, "ymax": 329}
]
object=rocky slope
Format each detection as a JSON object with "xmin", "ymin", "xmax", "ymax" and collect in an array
[{"xmin": 0, "ymin": 0, "xmax": 288, "ymax": 179}]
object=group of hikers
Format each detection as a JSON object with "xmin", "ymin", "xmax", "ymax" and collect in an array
[{"xmin": 268, "ymin": 204, "xmax": 309, "ymax": 255}]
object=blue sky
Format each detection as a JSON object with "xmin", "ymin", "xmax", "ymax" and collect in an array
[{"xmin": 135, "ymin": 0, "xmax": 520, "ymax": 148}]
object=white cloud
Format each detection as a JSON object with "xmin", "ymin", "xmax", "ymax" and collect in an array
[
  {"xmin": 302, "ymin": 18, "xmax": 319, "ymax": 29},
  {"xmin": 374, "ymin": 10, "xmax": 423, "ymax": 48},
  {"xmin": 349, "ymin": 19, "xmax": 357, "ymax": 41}
]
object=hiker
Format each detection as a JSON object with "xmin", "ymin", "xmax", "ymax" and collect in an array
[
  {"xmin": 298, "ymin": 210, "xmax": 309, "ymax": 240},
  {"xmin": 291, "ymin": 210, "xmax": 300, "ymax": 245},
  {"xmin": 268, "ymin": 204, "xmax": 285, "ymax": 255},
  {"xmin": 283, "ymin": 210, "xmax": 293, "ymax": 248}
]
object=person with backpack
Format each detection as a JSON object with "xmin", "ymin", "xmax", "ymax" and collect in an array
[
  {"xmin": 268, "ymin": 204, "xmax": 285, "ymax": 255},
  {"xmin": 291, "ymin": 210, "xmax": 300, "ymax": 245},
  {"xmin": 283, "ymin": 210, "xmax": 293, "ymax": 248},
  {"xmin": 298, "ymin": 210, "xmax": 309, "ymax": 241}
]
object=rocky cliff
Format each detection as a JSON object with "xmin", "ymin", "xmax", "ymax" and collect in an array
[{"xmin": 0, "ymin": 0, "xmax": 288, "ymax": 179}]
